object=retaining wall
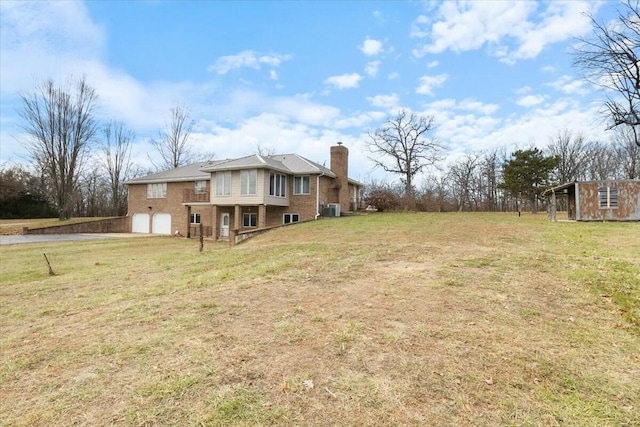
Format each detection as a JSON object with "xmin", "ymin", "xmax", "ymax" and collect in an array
[{"xmin": 23, "ymin": 217, "xmax": 130, "ymax": 235}]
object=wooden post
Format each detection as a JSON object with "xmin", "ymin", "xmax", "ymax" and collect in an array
[
  {"xmin": 199, "ymin": 222, "xmax": 204, "ymax": 252},
  {"xmin": 187, "ymin": 205, "xmax": 192, "ymax": 238},
  {"xmin": 43, "ymin": 253, "xmax": 55, "ymax": 276},
  {"xmin": 549, "ymin": 191, "xmax": 557, "ymax": 222}
]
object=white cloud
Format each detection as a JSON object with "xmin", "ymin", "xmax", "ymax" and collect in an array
[
  {"xmin": 416, "ymin": 74, "xmax": 448, "ymax": 96},
  {"xmin": 269, "ymin": 70, "xmax": 278, "ymax": 80},
  {"xmin": 367, "ymin": 93, "xmax": 399, "ymax": 109},
  {"xmin": 0, "ymin": 1, "xmax": 105, "ymax": 57},
  {"xmin": 458, "ymin": 99, "xmax": 499, "ymax": 115},
  {"xmin": 388, "ymin": 72, "xmax": 399, "ymax": 80},
  {"xmin": 334, "ymin": 111, "xmax": 386, "ymax": 129},
  {"xmin": 411, "ymin": 1, "xmax": 596, "ymax": 64},
  {"xmin": 516, "ymin": 86, "xmax": 533, "ymax": 95},
  {"xmin": 207, "ymin": 50, "xmax": 292, "ymax": 74},
  {"xmin": 0, "ymin": 1, "xmax": 105, "ymax": 94},
  {"xmin": 545, "ymin": 75, "xmax": 589, "ymax": 95},
  {"xmin": 419, "ymin": 97, "xmax": 608, "ymax": 161},
  {"xmin": 427, "ymin": 60, "xmax": 439, "ymax": 69},
  {"xmin": 365, "ymin": 60, "xmax": 381, "ymax": 77},
  {"xmin": 187, "ymin": 113, "xmax": 374, "ymax": 179},
  {"xmin": 324, "ymin": 73, "xmax": 362, "ymax": 90},
  {"xmin": 516, "ymin": 94, "xmax": 546, "ymax": 107},
  {"xmin": 360, "ymin": 38, "xmax": 383, "ymax": 56}
]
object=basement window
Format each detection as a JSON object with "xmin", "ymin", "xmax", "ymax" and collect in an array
[
  {"xmin": 598, "ymin": 186, "xmax": 618, "ymax": 209},
  {"xmin": 283, "ymin": 213, "xmax": 299, "ymax": 224}
]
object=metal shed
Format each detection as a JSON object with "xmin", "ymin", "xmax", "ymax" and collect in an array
[{"xmin": 544, "ymin": 180, "xmax": 640, "ymax": 221}]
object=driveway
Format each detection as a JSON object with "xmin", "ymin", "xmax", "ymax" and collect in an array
[{"xmin": 0, "ymin": 233, "xmax": 150, "ymax": 246}]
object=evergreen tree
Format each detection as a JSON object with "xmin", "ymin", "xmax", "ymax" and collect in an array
[{"xmin": 500, "ymin": 148, "xmax": 559, "ymax": 213}]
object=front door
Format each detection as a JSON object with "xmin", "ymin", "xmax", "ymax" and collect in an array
[{"xmin": 220, "ymin": 213, "xmax": 230, "ymax": 238}]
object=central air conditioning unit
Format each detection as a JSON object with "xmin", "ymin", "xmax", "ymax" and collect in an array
[{"xmin": 322, "ymin": 203, "xmax": 341, "ymax": 217}]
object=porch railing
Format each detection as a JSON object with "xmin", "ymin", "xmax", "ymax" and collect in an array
[{"xmin": 183, "ymin": 189, "xmax": 210, "ymax": 203}]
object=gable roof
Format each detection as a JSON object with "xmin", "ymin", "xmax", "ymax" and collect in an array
[
  {"xmin": 201, "ymin": 153, "xmax": 337, "ymax": 178},
  {"xmin": 124, "ymin": 161, "xmax": 223, "ymax": 185},
  {"xmin": 124, "ymin": 152, "xmax": 368, "ymax": 186}
]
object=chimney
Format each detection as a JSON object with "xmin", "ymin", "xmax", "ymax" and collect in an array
[{"xmin": 330, "ymin": 142, "xmax": 350, "ymax": 212}]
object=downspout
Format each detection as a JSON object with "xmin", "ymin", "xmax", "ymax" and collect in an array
[{"xmin": 315, "ymin": 172, "xmax": 325, "ymax": 219}]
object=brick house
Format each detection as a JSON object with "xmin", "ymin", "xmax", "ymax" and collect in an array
[
  {"xmin": 125, "ymin": 143, "xmax": 364, "ymax": 238},
  {"xmin": 544, "ymin": 180, "xmax": 640, "ymax": 221}
]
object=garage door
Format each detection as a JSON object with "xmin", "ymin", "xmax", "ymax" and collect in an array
[
  {"xmin": 152, "ymin": 213, "xmax": 172, "ymax": 235},
  {"xmin": 131, "ymin": 213, "xmax": 150, "ymax": 233}
]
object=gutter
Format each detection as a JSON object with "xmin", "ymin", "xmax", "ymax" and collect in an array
[{"xmin": 315, "ymin": 172, "xmax": 325, "ymax": 219}]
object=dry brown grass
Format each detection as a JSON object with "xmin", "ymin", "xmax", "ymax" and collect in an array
[{"xmin": 1, "ymin": 212, "xmax": 639, "ymax": 426}]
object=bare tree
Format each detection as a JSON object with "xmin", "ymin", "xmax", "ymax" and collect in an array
[
  {"xmin": 18, "ymin": 77, "xmax": 98, "ymax": 220},
  {"xmin": 101, "ymin": 121, "xmax": 135, "ymax": 216},
  {"xmin": 546, "ymin": 129, "xmax": 593, "ymax": 182},
  {"xmin": 366, "ymin": 109, "xmax": 442, "ymax": 203},
  {"xmin": 480, "ymin": 148, "xmax": 504, "ymax": 211},
  {"xmin": 150, "ymin": 103, "xmax": 196, "ymax": 170},
  {"xmin": 613, "ymin": 127, "xmax": 640, "ymax": 178},
  {"xmin": 574, "ymin": 0, "xmax": 640, "ymax": 146},
  {"xmin": 447, "ymin": 153, "xmax": 481, "ymax": 211},
  {"xmin": 586, "ymin": 141, "xmax": 618, "ymax": 180},
  {"xmin": 255, "ymin": 142, "xmax": 276, "ymax": 156}
]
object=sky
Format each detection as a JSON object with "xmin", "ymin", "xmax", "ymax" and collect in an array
[{"xmin": 0, "ymin": 0, "xmax": 622, "ymax": 183}]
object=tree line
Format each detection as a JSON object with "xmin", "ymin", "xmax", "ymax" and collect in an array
[
  {"xmin": 1, "ymin": 77, "xmax": 201, "ymax": 220},
  {"xmin": 364, "ymin": 126, "xmax": 639, "ymax": 214}
]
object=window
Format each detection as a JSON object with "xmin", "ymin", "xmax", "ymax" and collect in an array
[
  {"xmin": 190, "ymin": 213, "xmax": 201, "ymax": 224},
  {"xmin": 269, "ymin": 172, "xmax": 286, "ymax": 197},
  {"xmin": 283, "ymin": 213, "xmax": 299, "ymax": 224},
  {"xmin": 147, "ymin": 183, "xmax": 167, "ymax": 198},
  {"xmin": 216, "ymin": 172, "xmax": 231, "ymax": 196},
  {"xmin": 194, "ymin": 180, "xmax": 207, "ymax": 194},
  {"xmin": 241, "ymin": 170, "xmax": 257, "ymax": 195},
  {"xmin": 243, "ymin": 213, "xmax": 257, "ymax": 227},
  {"xmin": 599, "ymin": 186, "xmax": 618, "ymax": 209},
  {"xmin": 294, "ymin": 176, "xmax": 310, "ymax": 195}
]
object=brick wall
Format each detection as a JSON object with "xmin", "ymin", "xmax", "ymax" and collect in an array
[
  {"xmin": 23, "ymin": 217, "xmax": 130, "ymax": 235},
  {"xmin": 128, "ymin": 181, "xmax": 214, "ymax": 235}
]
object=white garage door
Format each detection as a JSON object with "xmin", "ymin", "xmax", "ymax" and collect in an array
[
  {"xmin": 131, "ymin": 213, "xmax": 150, "ymax": 233},
  {"xmin": 152, "ymin": 213, "xmax": 172, "ymax": 235}
]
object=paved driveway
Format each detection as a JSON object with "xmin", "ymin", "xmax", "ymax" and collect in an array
[{"xmin": 0, "ymin": 233, "xmax": 149, "ymax": 246}]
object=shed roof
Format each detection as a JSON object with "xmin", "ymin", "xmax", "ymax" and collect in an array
[{"xmin": 544, "ymin": 180, "xmax": 640, "ymax": 196}]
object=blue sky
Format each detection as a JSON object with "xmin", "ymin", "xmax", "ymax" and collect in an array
[{"xmin": 0, "ymin": 1, "xmax": 619, "ymax": 182}]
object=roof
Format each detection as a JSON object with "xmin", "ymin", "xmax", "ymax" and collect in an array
[
  {"xmin": 543, "ymin": 179, "xmax": 640, "ymax": 195},
  {"xmin": 200, "ymin": 153, "xmax": 338, "ymax": 178},
  {"xmin": 126, "ymin": 152, "xmax": 367, "ymax": 186},
  {"xmin": 124, "ymin": 161, "xmax": 223, "ymax": 184}
]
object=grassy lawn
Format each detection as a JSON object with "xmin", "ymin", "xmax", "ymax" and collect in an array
[{"xmin": 1, "ymin": 212, "xmax": 638, "ymax": 426}]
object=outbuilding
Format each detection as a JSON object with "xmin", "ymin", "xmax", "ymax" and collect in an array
[{"xmin": 544, "ymin": 180, "xmax": 640, "ymax": 221}]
